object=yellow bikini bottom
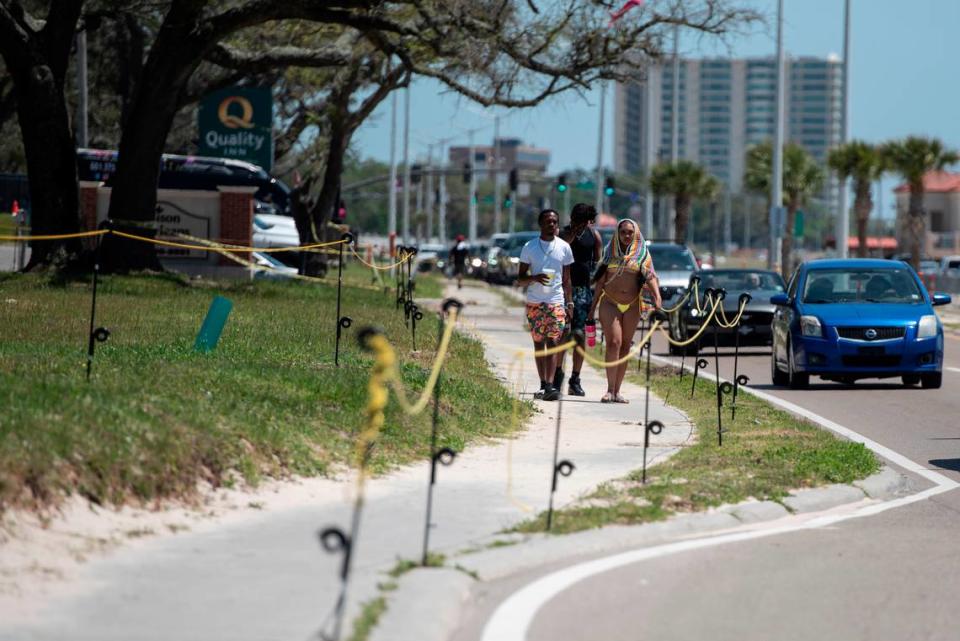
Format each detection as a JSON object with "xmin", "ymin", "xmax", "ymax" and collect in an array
[{"xmin": 599, "ymin": 290, "xmax": 642, "ymax": 313}]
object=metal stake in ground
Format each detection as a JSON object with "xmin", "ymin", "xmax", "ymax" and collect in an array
[
  {"xmin": 334, "ymin": 233, "xmax": 355, "ymax": 367},
  {"xmin": 711, "ymin": 289, "xmax": 728, "ymax": 445},
  {"xmin": 317, "ymin": 328, "xmax": 387, "ymax": 641},
  {"xmin": 396, "ymin": 247, "xmax": 407, "ymax": 312},
  {"xmin": 641, "ymin": 312, "xmax": 667, "ymax": 483},
  {"xmin": 421, "ymin": 298, "xmax": 463, "ymax": 565},
  {"xmin": 545, "ymin": 392, "xmax": 575, "ymax": 531},
  {"xmin": 731, "ymin": 293, "xmax": 752, "ymax": 420},
  {"xmin": 691, "ymin": 357, "xmax": 707, "ymax": 398},
  {"xmin": 86, "ymin": 229, "xmax": 110, "ymax": 381},
  {"xmin": 406, "ymin": 302, "xmax": 424, "ymax": 350}
]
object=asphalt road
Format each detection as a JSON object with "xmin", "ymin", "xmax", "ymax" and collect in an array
[{"xmin": 453, "ymin": 327, "xmax": 960, "ymax": 641}]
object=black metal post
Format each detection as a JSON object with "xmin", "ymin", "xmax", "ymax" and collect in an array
[
  {"xmin": 545, "ymin": 394, "xmax": 574, "ymax": 531},
  {"xmin": 712, "ymin": 289, "xmax": 727, "ymax": 445},
  {"xmin": 731, "ymin": 293, "xmax": 751, "ymax": 421},
  {"xmin": 641, "ymin": 317, "xmax": 664, "ymax": 484},
  {"xmin": 86, "ymin": 231, "xmax": 110, "ymax": 381},
  {"xmin": 421, "ymin": 299, "xmax": 462, "ymax": 565},
  {"xmin": 334, "ymin": 233, "xmax": 354, "ymax": 367},
  {"xmin": 691, "ymin": 357, "xmax": 707, "ymax": 398}
]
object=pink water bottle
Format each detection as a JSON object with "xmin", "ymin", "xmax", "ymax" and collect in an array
[{"xmin": 585, "ymin": 320, "xmax": 597, "ymax": 347}]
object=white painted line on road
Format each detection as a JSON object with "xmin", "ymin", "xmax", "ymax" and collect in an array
[
  {"xmin": 945, "ymin": 366, "xmax": 960, "ymax": 374},
  {"xmin": 480, "ymin": 483, "xmax": 956, "ymax": 641},
  {"xmin": 480, "ymin": 352, "xmax": 960, "ymax": 641}
]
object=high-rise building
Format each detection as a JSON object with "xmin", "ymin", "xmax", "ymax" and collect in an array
[
  {"xmin": 614, "ymin": 55, "xmax": 843, "ymax": 194},
  {"xmin": 449, "ymin": 138, "xmax": 550, "ymax": 182}
]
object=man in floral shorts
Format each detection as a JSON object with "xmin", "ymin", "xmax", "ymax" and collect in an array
[{"xmin": 517, "ymin": 209, "xmax": 574, "ymax": 401}]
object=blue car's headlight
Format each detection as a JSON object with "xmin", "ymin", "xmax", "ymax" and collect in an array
[
  {"xmin": 917, "ymin": 315, "xmax": 938, "ymax": 338},
  {"xmin": 801, "ymin": 315, "xmax": 823, "ymax": 337}
]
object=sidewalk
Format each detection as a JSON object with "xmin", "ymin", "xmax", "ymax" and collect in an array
[{"xmin": 0, "ymin": 281, "xmax": 690, "ymax": 641}]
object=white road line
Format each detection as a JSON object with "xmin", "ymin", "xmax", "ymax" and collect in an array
[
  {"xmin": 945, "ymin": 366, "xmax": 960, "ymax": 374},
  {"xmin": 480, "ymin": 353, "xmax": 959, "ymax": 641}
]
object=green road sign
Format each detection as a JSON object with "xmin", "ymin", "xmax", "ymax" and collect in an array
[
  {"xmin": 198, "ymin": 86, "xmax": 274, "ymax": 170},
  {"xmin": 794, "ymin": 210, "xmax": 805, "ymax": 238}
]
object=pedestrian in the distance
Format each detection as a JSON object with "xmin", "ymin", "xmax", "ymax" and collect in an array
[
  {"xmin": 450, "ymin": 234, "xmax": 469, "ymax": 289},
  {"xmin": 517, "ymin": 209, "xmax": 574, "ymax": 401},
  {"xmin": 554, "ymin": 203, "xmax": 602, "ymax": 396},
  {"xmin": 589, "ymin": 218, "xmax": 661, "ymax": 403}
]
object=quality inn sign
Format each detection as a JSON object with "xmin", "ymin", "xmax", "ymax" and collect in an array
[{"xmin": 198, "ymin": 86, "xmax": 273, "ymax": 170}]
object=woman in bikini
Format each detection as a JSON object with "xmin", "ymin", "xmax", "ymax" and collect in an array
[{"xmin": 589, "ymin": 218, "xmax": 661, "ymax": 403}]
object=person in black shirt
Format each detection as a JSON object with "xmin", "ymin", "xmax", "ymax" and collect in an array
[
  {"xmin": 554, "ymin": 203, "xmax": 602, "ymax": 396},
  {"xmin": 450, "ymin": 234, "xmax": 469, "ymax": 289}
]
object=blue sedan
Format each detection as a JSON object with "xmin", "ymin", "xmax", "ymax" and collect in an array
[{"xmin": 770, "ymin": 259, "xmax": 951, "ymax": 389}]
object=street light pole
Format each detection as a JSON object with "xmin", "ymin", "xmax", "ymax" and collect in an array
[
  {"xmin": 426, "ymin": 144, "xmax": 435, "ymax": 242},
  {"xmin": 402, "ymin": 87, "xmax": 412, "ymax": 245},
  {"xmin": 595, "ymin": 81, "xmax": 606, "ymax": 216},
  {"xmin": 643, "ymin": 71, "xmax": 655, "ymax": 237},
  {"xmin": 388, "ymin": 92, "xmax": 398, "ymax": 243},
  {"xmin": 493, "ymin": 116, "xmax": 502, "ymax": 233},
  {"xmin": 468, "ymin": 130, "xmax": 478, "ymax": 243},
  {"xmin": 669, "ymin": 24, "xmax": 680, "ymax": 241},
  {"xmin": 439, "ymin": 141, "xmax": 448, "ymax": 243},
  {"xmin": 838, "ymin": 0, "xmax": 852, "ymax": 258},
  {"xmin": 770, "ymin": 0, "xmax": 785, "ymax": 271}
]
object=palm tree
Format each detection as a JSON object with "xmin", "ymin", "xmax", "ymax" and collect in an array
[
  {"xmin": 649, "ymin": 161, "xmax": 720, "ymax": 244},
  {"xmin": 744, "ymin": 142, "xmax": 824, "ymax": 280},
  {"xmin": 828, "ymin": 141, "xmax": 885, "ymax": 258},
  {"xmin": 881, "ymin": 136, "xmax": 958, "ymax": 269}
]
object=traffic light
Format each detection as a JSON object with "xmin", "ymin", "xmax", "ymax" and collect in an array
[
  {"xmin": 503, "ymin": 195, "xmax": 513, "ymax": 208},
  {"xmin": 411, "ymin": 164, "xmax": 422, "ymax": 184},
  {"xmin": 556, "ymin": 173, "xmax": 567, "ymax": 193},
  {"xmin": 462, "ymin": 162, "xmax": 472, "ymax": 184},
  {"xmin": 509, "ymin": 167, "xmax": 519, "ymax": 191},
  {"xmin": 604, "ymin": 176, "xmax": 615, "ymax": 197}
]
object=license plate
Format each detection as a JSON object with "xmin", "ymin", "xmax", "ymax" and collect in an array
[{"xmin": 858, "ymin": 346, "xmax": 884, "ymax": 356}]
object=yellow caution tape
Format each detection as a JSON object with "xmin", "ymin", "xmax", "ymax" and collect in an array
[
  {"xmin": 0, "ymin": 229, "xmax": 109, "ymax": 241},
  {"xmin": 574, "ymin": 320, "xmax": 660, "ymax": 367},
  {"xmin": 388, "ymin": 308, "xmax": 460, "ymax": 415}
]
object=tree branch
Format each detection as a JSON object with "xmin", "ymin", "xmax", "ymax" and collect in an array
[{"xmin": 204, "ymin": 42, "xmax": 351, "ymax": 72}]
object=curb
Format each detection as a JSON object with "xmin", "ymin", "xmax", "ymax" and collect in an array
[{"xmin": 365, "ymin": 465, "xmax": 915, "ymax": 640}]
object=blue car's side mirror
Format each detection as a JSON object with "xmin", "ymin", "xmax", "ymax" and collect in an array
[
  {"xmin": 932, "ymin": 292, "xmax": 952, "ymax": 306},
  {"xmin": 770, "ymin": 293, "xmax": 791, "ymax": 306}
]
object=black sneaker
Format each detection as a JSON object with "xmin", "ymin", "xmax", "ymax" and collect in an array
[
  {"xmin": 552, "ymin": 368, "xmax": 565, "ymax": 390},
  {"xmin": 541, "ymin": 385, "xmax": 561, "ymax": 401},
  {"xmin": 568, "ymin": 377, "xmax": 585, "ymax": 397}
]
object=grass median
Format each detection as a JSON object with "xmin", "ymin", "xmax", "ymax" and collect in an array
[
  {"xmin": 513, "ymin": 357, "xmax": 879, "ymax": 535},
  {"xmin": 0, "ymin": 264, "xmax": 521, "ymax": 514}
]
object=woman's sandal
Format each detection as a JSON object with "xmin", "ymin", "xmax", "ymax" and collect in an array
[
  {"xmin": 614, "ymin": 394, "xmax": 629, "ymax": 404},
  {"xmin": 601, "ymin": 392, "xmax": 615, "ymax": 403}
]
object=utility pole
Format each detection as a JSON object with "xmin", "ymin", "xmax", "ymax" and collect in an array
[
  {"xmin": 388, "ymin": 93, "xmax": 398, "ymax": 244},
  {"xmin": 439, "ymin": 141, "xmax": 448, "ymax": 243},
  {"xmin": 669, "ymin": 24, "xmax": 680, "ymax": 241},
  {"xmin": 493, "ymin": 116, "xmax": 502, "ymax": 233},
  {"xmin": 75, "ymin": 30, "xmax": 89, "ymax": 147},
  {"xmin": 402, "ymin": 87, "xmax": 412, "ymax": 244},
  {"xmin": 723, "ymin": 188, "xmax": 732, "ymax": 255},
  {"xmin": 769, "ymin": 0, "xmax": 785, "ymax": 271},
  {"xmin": 837, "ymin": 0, "xmax": 852, "ymax": 258},
  {"xmin": 468, "ymin": 130, "xmax": 478, "ymax": 243},
  {"xmin": 643, "ymin": 71, "xmax": 655, "ymax": 237},
  {"xmin": 415, "ymin": 162, "xmax": 424, "ymax": 244},
  {"xmin": 426, "ymin": 144, "xmax": 435, "ymax": 242},
  {"xmin": 595, "ymin": 81, "xmax": 606, "ymax": 216}
]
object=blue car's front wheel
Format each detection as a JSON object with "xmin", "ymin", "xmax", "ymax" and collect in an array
[{"xmin": 921, "ymin": 372, "xmax": 942, "ymax": 389}]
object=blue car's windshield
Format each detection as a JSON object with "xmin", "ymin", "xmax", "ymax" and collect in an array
[{"xmin": 802, "ymin": 268, "xmax": 923, "ymax": 304}]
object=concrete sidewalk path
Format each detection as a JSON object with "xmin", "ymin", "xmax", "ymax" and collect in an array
[{"xmin": 1, "ymin": 281, "xmax": 690, "ymax": 641}]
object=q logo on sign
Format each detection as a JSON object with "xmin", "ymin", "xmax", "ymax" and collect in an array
[{"xmin": 217, "ymin": 96, "xmax": 255, "ymax": 130}]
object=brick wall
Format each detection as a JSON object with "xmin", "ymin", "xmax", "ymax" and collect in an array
[{"xmin": 218, "ymin": 187, "xmax": 255, "ymax": 266}]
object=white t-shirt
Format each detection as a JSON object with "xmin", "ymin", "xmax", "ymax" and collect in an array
[{"xmin": 519, "ymin": 236, "xmax": 574, "ymax": 304}]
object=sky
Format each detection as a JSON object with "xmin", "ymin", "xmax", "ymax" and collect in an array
[{"xmin": 351, "ymin": 0, "xmax": 960, "ymax": 220}]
